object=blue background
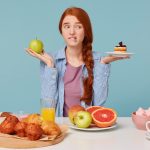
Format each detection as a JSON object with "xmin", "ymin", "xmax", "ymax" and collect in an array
[{"xmin": 0, "ymin": 0, "xmax": 149, "ymax": 116}]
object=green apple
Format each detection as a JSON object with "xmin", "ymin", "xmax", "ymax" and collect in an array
[
  {"xmin": 29, "ymin": 39, "xmax": 44, "ymax": 54},
  {"xmin": 74, "ymin": 111, "xmax": 92, "ymax": 128}
]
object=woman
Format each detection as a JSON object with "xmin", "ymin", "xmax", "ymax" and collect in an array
[{"xmin": 26, "ymin": 7, "xmax": 128, "ymax": 117}]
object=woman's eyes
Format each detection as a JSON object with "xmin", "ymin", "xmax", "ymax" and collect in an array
[
  {"xmin": 64, "ymin": 25, "xmax": 70, "ymax": 29},
  {"xmin": 75, "ymin": 25, "xmax": 82, "ymax": 29},
  {"xmin": 64, "ymin": 25, "xmax": 82, "ymax": 29}
]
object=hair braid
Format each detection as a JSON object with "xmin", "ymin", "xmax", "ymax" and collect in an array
[{"xmin": 80, "ymin": 42, "xmax": 94, "ymax": 104}]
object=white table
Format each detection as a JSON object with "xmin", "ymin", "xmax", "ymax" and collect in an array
[{"xmin": 0, "ymin": 117, "xmax": 150, "ymax": 150}]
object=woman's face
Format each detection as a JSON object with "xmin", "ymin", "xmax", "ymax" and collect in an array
[{"xmin": 61, "ymin": 15, "xmax": 85, "ymax": 48}]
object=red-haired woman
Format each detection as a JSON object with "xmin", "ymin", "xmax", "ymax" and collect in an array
[{"xmin": 26, "ymin": 7, "xmax": 129, "ymax": 117}]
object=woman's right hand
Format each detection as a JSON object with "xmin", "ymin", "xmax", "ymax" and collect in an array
[{"xmin": 25, "ymin": 48, "xmax": 54, "ymax": 68}]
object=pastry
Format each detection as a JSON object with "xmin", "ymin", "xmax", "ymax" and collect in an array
[
  {"xmin": 25, "ymin": 123, "xmax": 43, "ymax": 140},
  {"xmin": 23, "ymin": 114, "xmax": 42, "ymax": 125},
  {"xmin": 14, "ymin": 121, "xmax": 27, "ymax": 137},
  {"xmin": 0, "ymin": 115, "xmax": 19, "ymax": 134},
  {"xmin": 0, "ymin": 112, "xmax": 11, "ymax": 117},
  {"xmin": 41, "ymin": 120, "xmax": 61, "ymax": 136},
  {"xmin": 114, "ymin": 41, "xmax": 127, "ymax": 52}
]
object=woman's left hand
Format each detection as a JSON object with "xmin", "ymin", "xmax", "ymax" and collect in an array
[{"xmin": 100, "ymin": 55, "xmax": 130, "ymax": 64}]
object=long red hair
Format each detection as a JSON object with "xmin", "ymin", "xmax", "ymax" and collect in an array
[{"xmin": 59, "ymin": 7, "xmax": 94, "ymax": 104}]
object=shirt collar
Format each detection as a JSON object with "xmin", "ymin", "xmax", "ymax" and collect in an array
[
  {"xmin": 55, "ymin": 46, "xmax": 66, "ymax": 60},
  {"xmin": 55, "ymin": 46, "xmax": 101, "ymax": 60}
]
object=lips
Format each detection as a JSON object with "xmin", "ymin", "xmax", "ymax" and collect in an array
[{"xmin": 68, "ymin": 37, "xmax": 77, "ymax": 40}]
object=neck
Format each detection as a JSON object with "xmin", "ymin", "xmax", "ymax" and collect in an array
[
  {"xmin": 66, "ymin": 45, "xmax": 82, "ymax": 57},
  {"xmin": 65, "ymin": 45, "xmax": 83, "ymax": 67}
]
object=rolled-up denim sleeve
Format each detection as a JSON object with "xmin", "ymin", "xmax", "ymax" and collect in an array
[
  {"xmin": 40, "ymin": 61, "xmax": 58, "ymax": 100},
  {"xmin": 93, "ymin": 61, "xmax": 111, "ymax": 106}
]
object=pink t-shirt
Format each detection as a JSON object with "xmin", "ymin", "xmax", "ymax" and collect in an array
[{"xmin": 63, "ymin": 62, "xmax": 82, "ymax": 117}]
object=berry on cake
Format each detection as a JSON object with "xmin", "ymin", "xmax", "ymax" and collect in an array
[{"xmin": 114, "ymin": 41, "xmax": 127, "ymax": 52}]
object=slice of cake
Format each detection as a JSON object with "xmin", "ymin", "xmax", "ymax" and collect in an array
[{"xmin": 114, "ymin": 41, "xmax": 127, "ymax": 52}]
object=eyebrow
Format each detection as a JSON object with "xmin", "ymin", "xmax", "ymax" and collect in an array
[{"xmin": 63, "ymin": 22, "xmax": 82, "ymax": 25}]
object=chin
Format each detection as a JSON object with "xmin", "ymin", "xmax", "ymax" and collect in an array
[{"xmin": 67, "ymin": 42, "xmax": 82, "ymax": 48}]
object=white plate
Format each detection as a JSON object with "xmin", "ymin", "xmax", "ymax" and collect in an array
[
  {"xmin": 68, "ymin": 123, "xmax": 117, "ymax": 131},
  {"xmin": 106, "ymin": 51, "xmax": 134, "ymax": 57},
  {"xmin": 145, "ymin": 132, "xmax": 150, "ymax": 140}
]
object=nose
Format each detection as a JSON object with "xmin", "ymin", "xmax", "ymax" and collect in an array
[{"xmin": 69, "ymin": 26, "xmax": 75, "ymax": 35}]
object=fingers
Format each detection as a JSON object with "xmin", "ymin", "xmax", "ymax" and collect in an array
[
  {"xmin": 25, "ymin": 48, "xmax": 35, "ymax": 54},
  {"xmin": 102, "ymin": 55, "xmax": 130, "ymax": 63},
  {"xmin": 25, "ymin": 48, "xmax": 35, "ymax": 56},
  {"xmin": 25, "ymin": 48, "xmax": 34, "ymax": 54},
  {"xmin": 25, "ymin": 48, "xmax": 54, "ymax": 67},
  {"xmin": 124, "ymin": 56, "xmax": 130, "ymax": 59},
  {"xmin": 25, "ymin": 48, "xmax": 36, "ymax": 57},
  {"xmin": 109, "ymin": 55, "xmax": 130, "ymax": 60},
  {"xmin": 116, "ymin": 56, "xmax": 130, "ymax": 60},
  {"xmin": 25, "ymin": 48, "xmax": 41, "ymax": 58}
]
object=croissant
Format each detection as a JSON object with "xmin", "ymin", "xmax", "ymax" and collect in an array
[
  {"xmin": 0, "ymin": 115, "xmax": 19, "ymax": 134},
  {"xmin": 25, "ymin": 123, "xmax": 43, "ymax": 140},
  {"xmin": 14, "ymin": 121, "xmax": 27, "ymax": 137},
  {"xmin": 41, "ymin": 120, "xmax": 61, "ymax": 137},
  {"xmin": 22, "ymin": 114, "xmax": 42, "ymax": 125},
  {"xmin": 0, "ymin": 112, "xmax": 11, "ymax": 117}
]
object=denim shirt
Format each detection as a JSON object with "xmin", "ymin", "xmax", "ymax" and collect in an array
[{"xmin": 40, "ymin": 47, "xmax": 111, "ymax": 117}]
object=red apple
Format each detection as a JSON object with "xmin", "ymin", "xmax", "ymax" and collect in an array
[{"xmin": 68, "ymin": 105, "xmax": 85, "ymax": 124}]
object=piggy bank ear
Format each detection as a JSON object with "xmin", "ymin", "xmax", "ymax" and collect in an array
[
  {"xmin": 146, "ymin": 121, "xmax": 150, "ymax": 132},
  {"xmin": 136, "ymin": 107, "xmax": 146, "ymax": 116},
  {"xmin": 145, "ymin": 108, "xmax": 150, "ymax": 117}
]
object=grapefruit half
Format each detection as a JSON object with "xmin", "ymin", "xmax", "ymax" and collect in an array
[
  {"xmin": 92, "ymin": 108, "xmax": 117, "ymax": 128},
  {"xmin": 86, "ymin": 106, "xmax": 103, "ymax": 114}
]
